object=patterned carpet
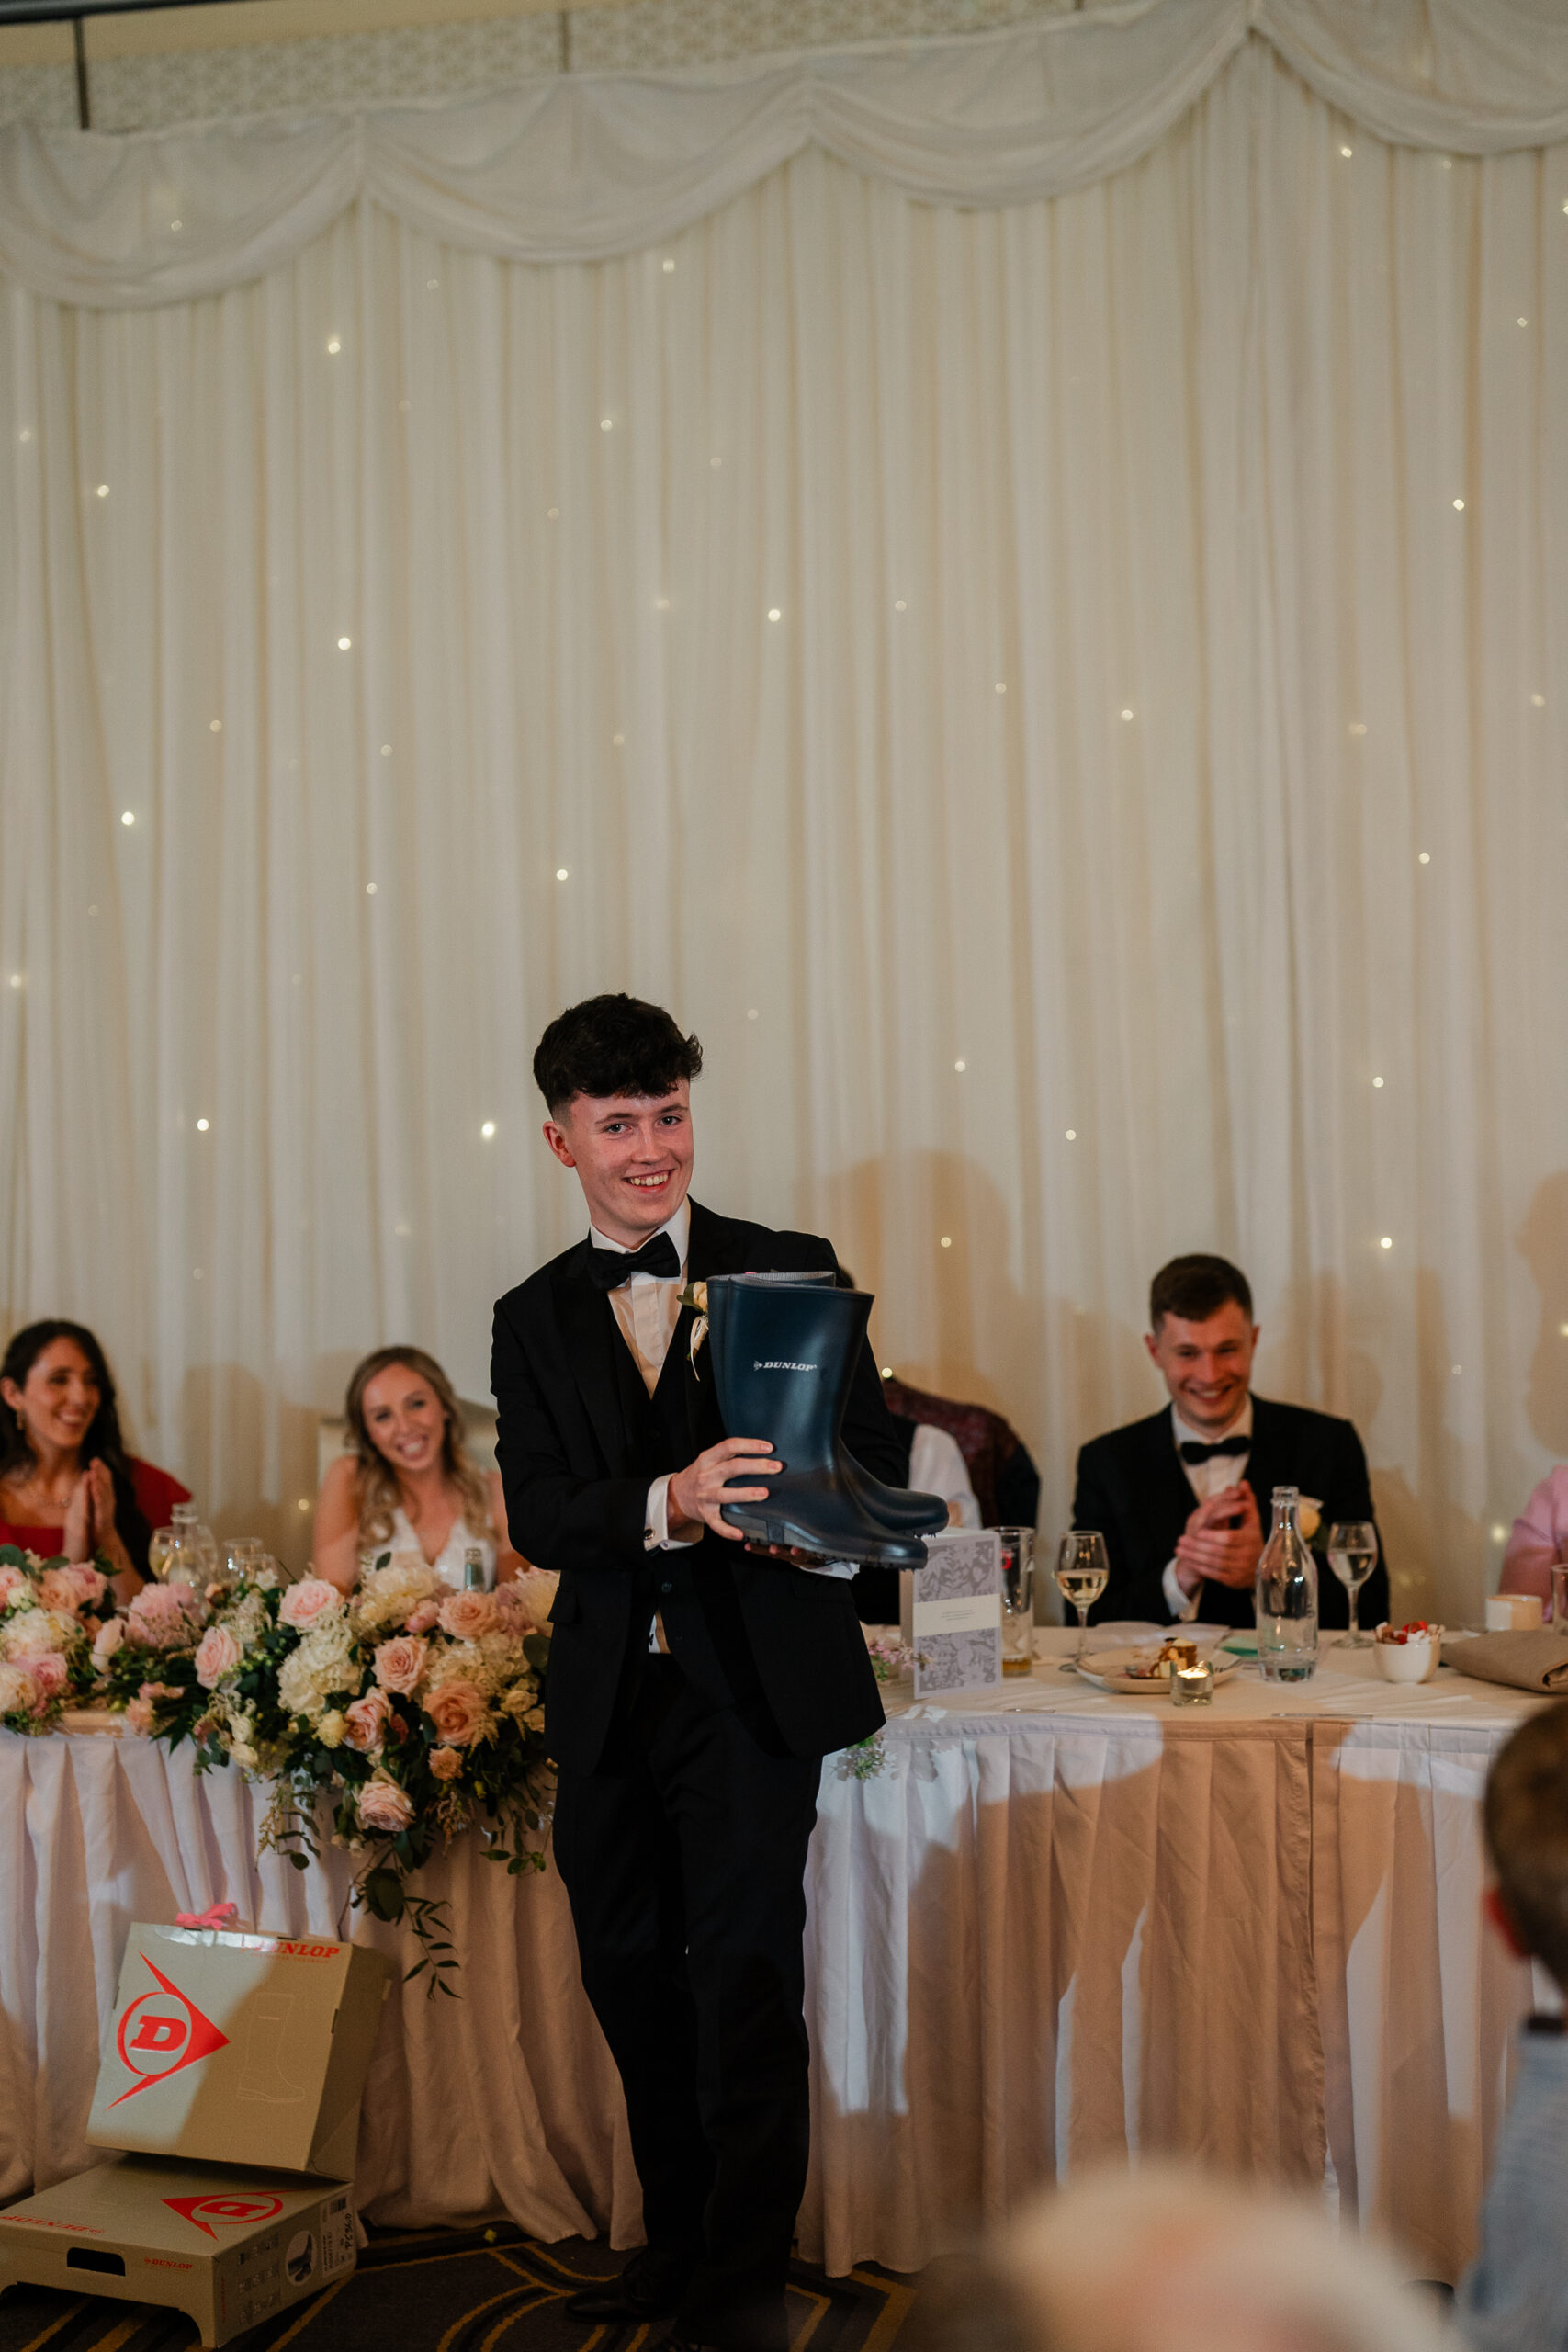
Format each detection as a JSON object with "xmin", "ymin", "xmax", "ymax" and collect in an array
[{"xmin": 0, "ymin": 2219, "xmax": 917, "ymax": 2352}]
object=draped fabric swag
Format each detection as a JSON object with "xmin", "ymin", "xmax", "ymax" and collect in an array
[{"xmin": 1, "ymin": 4, "xmax": 1565, "ymax": 1618}]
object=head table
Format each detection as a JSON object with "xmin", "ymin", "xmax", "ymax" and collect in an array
[{"xmin": 0, "ymin": 1630, "xmax": 1545, "ymax": 2285}]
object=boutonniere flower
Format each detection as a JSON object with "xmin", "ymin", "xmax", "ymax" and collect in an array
[
  {"xmin": 1297, "ymin": 1498, "xmax": 1323, "ymax": 1544},
  {"xmin": 679, "ymin": 1282, "xmax": 709, "ymax": 1376}
]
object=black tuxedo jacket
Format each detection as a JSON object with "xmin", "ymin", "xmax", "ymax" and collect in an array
[
  {"xmin": 491, "ymin": 1198, "xmax": 901, "ymax": 1771},
  {"xmin": 1070, "ymin": 1395, "xmax": 1390, "ymax": 1631}
]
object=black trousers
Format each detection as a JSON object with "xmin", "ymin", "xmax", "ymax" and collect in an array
[{"xmin": 553, "ymin": 1657, "xmax": 823, "ymax": 2352}]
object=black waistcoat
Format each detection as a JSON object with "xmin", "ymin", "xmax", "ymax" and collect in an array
[{"xmin": 607, "ymin": 1318, "xmax": 763, "ymax": 1714}]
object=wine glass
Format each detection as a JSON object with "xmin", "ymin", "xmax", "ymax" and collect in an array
[
  {"xmin": 1055, "ymin": 1530, "xmax": 1110, "ymax": 1664},
  {"xmin": 1327, "ymin": 1521, "xmax": 1379, "ymax": 1647},
  {"xmin": 148, "ymin": 1525, "xmax": 175, "ymax": 1582}
]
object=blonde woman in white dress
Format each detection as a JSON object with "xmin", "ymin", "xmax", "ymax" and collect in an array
[{"xmin": 313, "ymin": 1346, "xmax": 525, "ymax": 1595}]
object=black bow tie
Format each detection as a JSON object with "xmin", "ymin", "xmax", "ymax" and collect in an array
[
  {"xmin": 1179, "ymin": 1435, "xmax": 1251, "ymax": 1465},
  {"xmin": 586, "ymin": 1230, "xmax": 682, "ymax": 1291}
]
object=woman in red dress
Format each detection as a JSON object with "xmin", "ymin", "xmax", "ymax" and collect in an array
[{"xmin": 0, "ymin": 1322, "xmax": 188, "ymax": 1604}]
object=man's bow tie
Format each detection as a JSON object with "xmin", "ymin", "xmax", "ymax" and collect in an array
[
  {"xmin": 586, "ymin": 1230, "xmax": 682, "ymax": 1291},
  {"xmin": 1179, "ymin": 1435, "xmax": 1251, "ymax": 1465}
]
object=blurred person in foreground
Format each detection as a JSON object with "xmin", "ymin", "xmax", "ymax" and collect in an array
[
  {"xmin": 1072, "ymin": 1254, "xmax": 1389, "ymax": 1629},
  {"xmin": 909, "ymin": 2166, "xmax": 1450, "ymax": 2352},
  {"xmin": 0, "ymin": 1319, "xmax": 188, "ymax": 1603},
  {"xmin": 1497, "ymin": 1465, "xmax": 1568, "ymax": 1618},
  {"xmin": 314, "ymin": 1345, "xmax": 527, "ymax": 1594},
  {"xmin": 1456, "ymin": 1702, "xmax": 1568, "ymax": 2352}
]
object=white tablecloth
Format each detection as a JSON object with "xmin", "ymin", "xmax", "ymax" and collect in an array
[{"xmin": 0, "ymin": 1635, "xmax": 1541, "ymax": 2282}]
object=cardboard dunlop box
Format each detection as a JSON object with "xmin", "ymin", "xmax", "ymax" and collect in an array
[
  {"xmin": 900, "ymin": 1528, "xmax": 1004, "ymax": 1697},
  {"xmin": 86, "ymin": 1923, "xmax": 391, "ymax": 2177},
  {"xmin": 0, "ymin": 1924, "xmax": 390, "ymax": 2347},
  {"xmin": 0, "ymin": 2155, "xmax": 355, "ymax": 2346}
]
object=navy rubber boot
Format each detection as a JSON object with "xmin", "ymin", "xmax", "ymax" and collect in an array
[{"xmin": 705, "ymin": 1275, "xmax": 947, "ymax": 1566}]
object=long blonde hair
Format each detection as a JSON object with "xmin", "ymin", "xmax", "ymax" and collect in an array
[{"xmin": 344, "ymin": 1346, "xmax": 492, "ymax": 1549}]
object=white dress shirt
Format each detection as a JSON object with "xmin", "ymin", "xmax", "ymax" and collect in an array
[
  {"xmin": 588, "ymin": 1199, "xmax": 694, "ymax": 1654},
  {"xmin": 1161, "ymin": 1397, "xmax": 1253, "ymax": 1621}
]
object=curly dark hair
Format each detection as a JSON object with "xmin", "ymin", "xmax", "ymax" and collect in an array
[
  {"xmin": 0, "ymin": 1320, "xmax": 153, "ymax": 1576},
  {"xmin": 533, "ymin": 993, "xmax": 703, "ymax": 1115}
]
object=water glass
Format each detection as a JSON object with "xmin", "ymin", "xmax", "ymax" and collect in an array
[
  {"xmin": 148, "ymin": 1524, "xmax": 175, "ymax": 1582},
  {"xmin": 1327, "ymin": 1521, "xmax": 1379, "ymax": 1647},
  {"xmin": 1055, "ymin": 1531, "xmax": 1110, "ymax": 1662},
  {"xmin": 994, "ymin": 1527, "xmax": 1035, "ymax": 1677},
  {"xmin": 1551, "ymin": 1564, "xmax": 1568, "ymax": 1629}
]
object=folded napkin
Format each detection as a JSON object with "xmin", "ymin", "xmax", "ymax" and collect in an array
[{"xmin": 1443, "ymin": 1631, "xmax": 1568, "ymax": 1693}]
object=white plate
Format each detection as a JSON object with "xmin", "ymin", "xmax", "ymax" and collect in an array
[{"xmin": 1069, "ymin": 1648, "xmax": 1244, "ymax": 1696}]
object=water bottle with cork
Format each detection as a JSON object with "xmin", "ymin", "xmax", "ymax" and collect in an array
[{"xmin": 1255, "ymin": 1485, "xmax": 1318, "ymax": 1682}]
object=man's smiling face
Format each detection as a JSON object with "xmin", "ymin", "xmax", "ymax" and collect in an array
[
  {"xmin": 1145, "ymin": 1299, "xmax": 1258, "ymax": 1433},
  {"xmin": 544, "ymin": 1080, "xmax": 694, "ymax": 1248}
]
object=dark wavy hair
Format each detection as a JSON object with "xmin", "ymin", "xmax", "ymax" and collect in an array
[
  {"xmin": 0, "ymin": 1320, "xmax": 152, "ymax": 1577},
  {"xmin": 534, "ymin": 993, "xmax": 702, "ymax": 1116}
]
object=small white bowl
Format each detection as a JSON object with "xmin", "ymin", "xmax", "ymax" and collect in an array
[{"xmin": 1372, "ymin": 1626, "xmax": 1443, "ymax": 1683}]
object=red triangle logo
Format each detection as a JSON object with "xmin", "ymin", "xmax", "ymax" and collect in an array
[
  {"xmin": 109, "ymin": 1953, "xmax": 231, "ymax": 2106},
  {"xmin": 163, "ymin": 2192, "xmax": 284, "ymax": 2239}
]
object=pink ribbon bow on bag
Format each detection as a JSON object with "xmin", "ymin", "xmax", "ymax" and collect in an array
[{"xmin": 175, "ymin": 1901, "xmax": 240, "ymax": 1931}]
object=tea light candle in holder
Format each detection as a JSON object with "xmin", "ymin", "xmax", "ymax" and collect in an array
[{"xmin": 1171, "ymin": 1659, "xmax": 1214, "ymax": 1706}]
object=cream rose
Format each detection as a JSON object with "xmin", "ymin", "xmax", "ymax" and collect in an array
[
  {"xmin": 506, "ymin": 1570, "xmax": 560, "ymax": 1633},
  {"xmin": 194, "ymin": 1623, "xmax": 243, "ymax": 1690},
  {"xmin": 317, "ymin": 1710, "xmax": 346, "ymax": 1748},
  {"xmin": 0, "ymin": 1662, "xmax": 38, "ymax": 1715},
  {"xmin": 92, "ymin": 1615, "xmax": 126, "ymax": 1666},
  {"xmin": 344, "ymin": 1690, "xmax": 391, "ymax": 1753},
  {"xmin": 280, "ymin": 1577, "xmax": 343, "ymax": 1631},
  {"xmin": 372, "ymin": 1634, "xmax": 428, "ymax": 1695},
  {"xmin": 437, "ymin": 1589, "xmax": 496, "ymax": 1643},
  {"xmin": 427, "ymin": 1743, "xmax": 464, "ymax": 1782},
  {"xmin": 356, "ymin": 1774, "xmax": 416, "ymax": 1833},
  {"xmin": 423, "ymin": 1679, "xmax": 490, "ymax": 1747},
  {"xmin": 3, "ymin": 1609, "xmax": 75, "ymax": 1661}
]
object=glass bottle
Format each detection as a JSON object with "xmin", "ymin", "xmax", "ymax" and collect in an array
[
  {"xmin": 463, "ymin": 1547, "xmax": 486, "ymax": 1590},
  {"xmin": 1255, "ymin": 1487, "xmax": 1318, "ymax": 1683}
]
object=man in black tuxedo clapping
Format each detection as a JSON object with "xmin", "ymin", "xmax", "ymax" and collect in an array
[
  {"xmin": 1072, "ymin": 1254, "xmax": 1389, "ymax": 1630},
  {"xmin": 491, "ymin": 995, "xmax": 903, "ymax": 2352}
]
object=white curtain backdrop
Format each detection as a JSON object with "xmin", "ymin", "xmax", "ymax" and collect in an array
[{"xmin": 2, "ymin": 19, "xmax": 1566, "ymax": 1616}]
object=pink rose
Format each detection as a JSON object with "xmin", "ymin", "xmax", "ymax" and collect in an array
[
  {"xmin": 372, "ymin": 1634, "xmax": 427, "ymax": 1695},
  {"xmin": 128, "ymin": 1585, "xmax": 198, "ymax": 1647},
  {"xmin": 404, "ymin": 1598, "xmax": 442, "ymax": 1634},
  {"xmin": 279, "ymin": 1578, "xmax": 343, "ymax": 1632},
  {"xmin": 124, "ymin": 1694, "xmax": 154, "ymax": 1735},
  {"xmin": 0, "ymin": 1565, "xmax": 30, "ymax": 1607},
  {"xmin": 28, "ymin": 1651, "xmax": 69, "ymax": 1701},
  {"xmin": 423, "ymin": 1679, "xmax": 490, "ymax": 1747},
  {"xmin": 343, "ymin": 1690, "xmax": 391, "ymax": 1753},
  {"xmin": 356, "ymin": 1774, "xmax": 415, "ymax": 1834},
  {"xmin": 427, "ymin": 1743, "xmax": 464, "ymax": 1782},
  {"xmin": 194, "ymin": 1623, "xmax": 243, "ymax": 1690},
  {"xmin": 92, "ymin": 1616, "xmax": 126, "ymax": 1665},
  {"xmin": 41, "ymin": 1565, "xmax": 105, "ymax": 1614},
  {"xmin": 437, "ymin": 1589, "xmax": 496, "ymax": 1643}
]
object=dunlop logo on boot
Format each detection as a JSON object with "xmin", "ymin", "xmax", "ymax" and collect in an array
[{"xmin": 753, "ymin": 1360, "xmax": 819, "ymax": 1372}]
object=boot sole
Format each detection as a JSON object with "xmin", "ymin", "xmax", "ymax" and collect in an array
[{"xmin": 720, "ymin": 1505, "xmax": 930, "ymax": 1567}]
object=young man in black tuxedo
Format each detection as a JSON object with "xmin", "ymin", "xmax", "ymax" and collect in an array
[
  {"xmin": 1071, "ymin": 1254, "xmax": 1390, "ymax": 1630},
  {"xmin": 491, "ymin": 995, "xmax": 902, "ymax": 2352}
]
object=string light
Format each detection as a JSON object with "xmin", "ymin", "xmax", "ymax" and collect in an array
[
  {"xmin": 1531, "ymin": 694, "xmax": 1546, "ymax": 707},
  {"xmin": 662, "ymin": 258, "xmax": 675, "ymax": 274},
  {"xmin": 612, "ymin": 733, "xmax": 625, "ymax": 746},
  {"xmin": 655, "ymin": 596, "xmax": 670, "ymax": 610},
  {"xmin": 747, "ymin": 1008, "xmax": 759, "ymax": 1020},
  {"xmin": 170, "ymin": 220, "xmax": 182, "ymax": 232},
  {"xmin": 96, "ymin": 484, "xmax": 109, "ymax": 498},
  {"xmin": 1372, "ymin": 1075, "xmax": 1384, "ymax": 1088},
  {"xmin": 1418, "ymin": 851, "xmax": 1431, "ymax": 864},
  {"xmin": 1518, "ymin": 317, "xmax": 1529, "ymax": 327},
  {"xmin": 1066, "ymin": 1128, "xmax": 1077, "ymax": 1140},
  {"xmin": 881, "ymin": 1366, "xmax": 893, "ymax": 1378},
  {"xmin": 327, "ymin": 338, "xmax": 341, "ymax": 355},
  {"xmin": 768, "ymin": 608, "xmax": 782, "ymax": 622},
  {"xmin": 197, "ymin": 1118, "xmax": 209, "ymax": 1132},
  {"xmin": 1452, "ymin": 498, "xmax": 1465, "ymax": 511},
  {"xmin": 1380, "ymin": 1236, "xmax": 1393, "ymax": 1250},
  {"xmin": 600, "ymin": 418, "xmax": 613, "ymax": 432},
  {"xmin": 366, "ymin": 881, "xmax": 378, "ymax": 894},
  {"xmin": 480, "ymin": 1121, "xmax": 496, "ymax": 1139},
  {"xmin": 1121, "ymin": 707, "xmax": 1134, "ymax": 721},
  {"xmin": 954, "ymin": 1058, "xmax": 966, "ymax": 1071},
  {"xmin": 940, "ymin": 1236, "xmax": 953, "ymax": 1249},
  {"xmin": 1340, "ymin": 144, "xmax": 1353, "ymax": 158},
  {"xmin": 210, "ymin": 718, "xmax": 222, "ymax": 733},
  {"xmin": 547, "ymin": 506, "xmax": 559, "ymax": 519},
  {"xmin": 1348, "ymin": 721, "xmax": 1367, "ymax": 736},
  {"xmin": 895, "ymin": 599, "xmax": 907, "ymax": 612},
  {"xmin": 556, "ymin": 867, "xmax": 569, "ymax": 880},
  {"xmin": 710, "ymin": 458, "xmax": 721, "ymax": 469},
  {"xmin": 995, "ymin": 681, "xmax": 1007, "ymax": 694},
  {"xmin": 120, "ymin": 810, "xmax": 135, "ymax": 826},
  {"xmin": 1491, "ymin": 1523, "xmax": 1507, "ymax": 1544},
  {"xmin": 7, "ymin": 974, "xmax": 22, "ymax": 989},
  {"xmin": 337, "ymin": 636, "xmax": 352, "ymax": 650},
  {"xmin": 380, "ymin": 743, "xmax": 391, "ymax": 756},
  {"xmin": 298, "ymin": 1498, "xmax": 310, "ymax": 1512}
]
